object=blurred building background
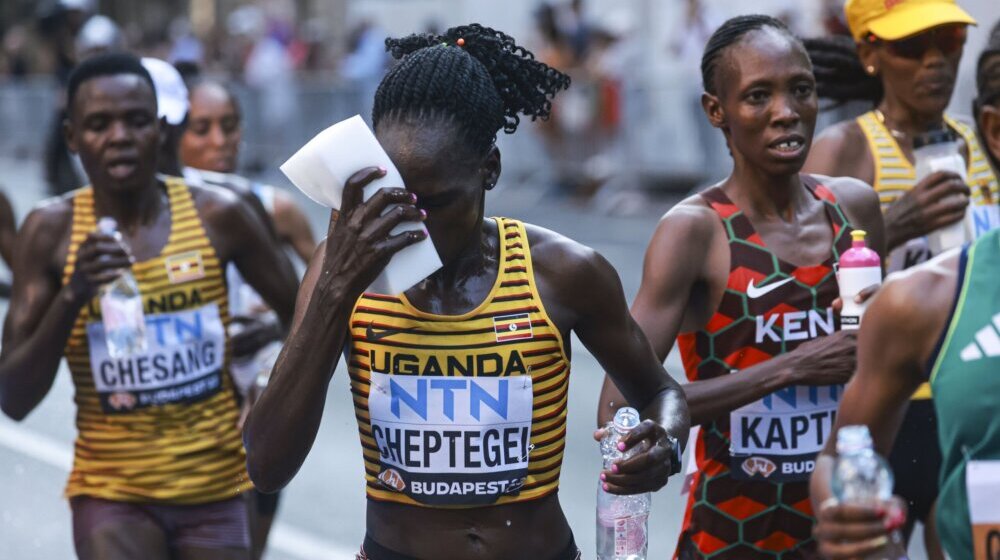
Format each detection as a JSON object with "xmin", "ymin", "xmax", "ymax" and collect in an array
[{"xmin": 1, "ymin": 0, "xmax": 997, "ymax": 208}]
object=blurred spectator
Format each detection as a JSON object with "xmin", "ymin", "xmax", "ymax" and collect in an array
[
  {"xmin": 821, "ymin": 0, "xmax": 852, "ymax": 36},
  {"xmin": 581, "ymin": 11, "xmax": 644, "ymax": 206},
  {"xmin": 670, "ymin": 0, "xmax": 727, "ymax": 184},
  {"xmin": 1, "ymin": 25, "xmax": 31, "ymax": 77},
  {"xmin": 243, "ymin": 14, "xmax": 295, "ymax": 170},
  {"xmin": 670, "ymin": 0, "xmax": 722, "ymax": 76},
  {"xmin": 45, "ymin": 12, "xmax": 124, "ymax": 196},
  {"xmin": 560, "ymin": 0, "xmax": 593, "ymax": 62},
  {"xmin": 168, "ymin": 18, "xmax": 204, "ymax": 66},
  {"xmin": 340, "ymin": 21, "xmax": 387, "ymax": 83},
  {"xmin": 75, "ymin": 15, "xmax": 124, "ymax": 59},
  {"xmin": 339, "ymin": 20, "xmax": 388, "ymax": 123},
  {"xmin": 36, "ymin": 0, "xmax": 93, "ymax": 82}
]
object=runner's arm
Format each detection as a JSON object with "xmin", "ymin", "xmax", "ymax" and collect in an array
[
  {"xmin": 272, "ymin": 190, "xmax": 318, "ymax": 263},
  {"xmin": 811, "ymin": 258, "xmax": 953, "ymax": 558},
  {"xmin": 244, "ymin": 168, "xmax": 424, "ymax": 493},
  {"xmin": 243, "ymin": 240, "xmax": 350, "ymax": 492},
  {"xmin": 597, "ymin": 207, "xmax": 826, "ymax": 427},
  {"xmin": 573, "ymin": 246, "xmax": 690, "ymax": 442},
  {"xmin": 0, "ymin": 190, "xmax": 16, "ymax": 267},
  {"xmin": 203, "ymin": 189, "xmax": 299, "ymax": 329},
  {"xmin": 802, "ymin": 122, "xmax": 872, "ymax": 181},
  {"xmin": 567, "ymin": 244, "xmax": 690, "ymax": 493},
  {"xmin": 0, "ymin": 206, "xmax": 129, "ymax": 420}
]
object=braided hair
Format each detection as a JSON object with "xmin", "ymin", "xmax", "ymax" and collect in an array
[
  {"xmin": 975, "ymin": 21, "xmax": 1000, "ymax": 116},
  {"xmin": 372, "ymin": 24, "xmax": 570, "ymax": 154},
  {"xmin": 804, "ymin": 35, "xmax": 883, "ymax": 107},
  {"xmin": 975, "ymin": 21, "xmax": 1000, "ymax": 171},
  {"xmin": 701, "ymin": 15, "xmax": 801, "ymax": 96}
]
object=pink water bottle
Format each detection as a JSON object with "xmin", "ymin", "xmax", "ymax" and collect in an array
[{"xmin": 838, "ymin": 230, "xmax": 882, "ymax": 330}]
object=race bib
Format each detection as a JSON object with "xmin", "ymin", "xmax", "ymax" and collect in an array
[
  {"xmin": 888, "ymin": 205, "xmax": 1000, "ymax": 273},
  {"xmin": 969, "ymin": 204, "xmax": 1000, "ymax": 240},
  {"xmin": 368, "ymin": 371, "xmax": 533, "ymax": 506},
  {"xmin": 968, "ymin": 460, "xmax": 1000, "ymax": 559},
  {"xmin": 86, "ymin": 304, "xmax": 226, "ymax": 414},
  {"xmin": 888, "ymin": 237, "xmax": 932, "ymax": 273},
  {"xmin": 730, "ymin": 384, "xmax": 843, "ymax": 482}
]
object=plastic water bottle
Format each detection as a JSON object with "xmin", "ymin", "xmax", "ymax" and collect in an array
[
  {"xmin": 838, "ymin": 230, "xmax": 882, "ymax": 330},
  {"xmin": 597, "ymin": 407, "xmax": 650, "ymax": 560},
  {"xmin": 913, "ymin": 129, "xmax": 970, "ymax": 255},
  {"xmin": 97, "ymin": 217, "xmax": 147, "ymax": 358},
  {"xmin": 831, "ymin": 426, "xmax": 908, "ymax": 560}
]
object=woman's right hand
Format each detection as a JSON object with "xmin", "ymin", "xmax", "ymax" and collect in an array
[
  {"xmin": 814, "ymin": 496, "xmax": 907, "ymax": 559},
  {"xmin": 318, "ymin": 166, "xmax": 426, "ymax": 299},
  {"xmin": 67, "ymin": 231, "xmax": 134, "ymax": 303},
  {"xmin": 883, "ymin": 170, "xmax": 970, "ymax": 250},
  {"xmin": 784, "ymin": 330, "xmax": 858, "ymax": 387}
]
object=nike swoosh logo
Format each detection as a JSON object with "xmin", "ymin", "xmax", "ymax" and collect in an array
[
  {"xmin": 746, "ymin": 277, "xmax": 795, "ymax": 299},
  {"xmin": 365, "ymin": 323, "xmax": 411, "ymax": 341}
]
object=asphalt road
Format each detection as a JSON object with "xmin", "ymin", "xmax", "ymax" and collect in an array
[{"xmin": 0, "ymin": 157, "xmax": 928, "ymax": 559}]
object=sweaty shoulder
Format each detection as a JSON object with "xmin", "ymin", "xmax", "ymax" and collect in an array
[
  {"xmin": 522, "ymin": 222, "xmax": 622, "ymax": 327},
  {"xmin": 804, "ymin": 119, "xmax": 872, "ymax": 180},
  {"xmin": 19, "ymin": 195, "xmax": 75, "ymax": 271},
  {"xmin": 188, "ymin": 180, "xmax": 246, "ymax": 223},
  {"xmin": 656, "ymin": 191, "xmax": 722, "ymax": 241},
  {"xmin": 814, "ymin": 174, "xmax": 879, "ymax": 214},
  {"xmin": 187, "ymin": 181, "xmax": 262, "ymax": 261},
  {"xmin": 867, "ymin": 250, "xmax": 960, "ymax": 363},
  {"xmin": 523, "ymin": 222, "xmax": 607, "ymax": 282}
]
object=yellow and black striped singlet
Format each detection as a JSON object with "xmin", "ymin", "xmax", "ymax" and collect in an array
[
  {"xmin": 348, "ymin": 218, "xmax": 571, "ymax": 508},
  {"xmin": 62, "ymin": 177, "xmax": 250, "ymax": 504},
  {"xmin": 857, "ymin": 111, "xmax": 997, "ymax": 214}
]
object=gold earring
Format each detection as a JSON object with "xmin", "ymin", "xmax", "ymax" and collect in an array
[{"xmin": 866, "ymin": 65, "xmax": 876, "ymax": 75}]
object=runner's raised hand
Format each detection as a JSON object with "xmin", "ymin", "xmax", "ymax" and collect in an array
[
  {"xmin": 319, "ymin": 166, "xmax": 426, "ymax": 299},
  {"xmin": 67, "ymin": 231, "xmax": 134, "ymax": 302}
]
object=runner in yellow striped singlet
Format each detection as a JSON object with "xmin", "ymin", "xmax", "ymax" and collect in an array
[
  {"xmin": 855, "ymin": 110, "xmax": 998, "ymax": 273},
  {"xmin": 0, "ymin": 53, "xmax": 297, "ymax": 560},
  {"xmin": 244, "ymin": 24, "xmax": 689, "ymax": 560},
  {"xmin": 350, "ymin": 218, "xmax": 571, "ymax": 507},
  {"xmin": 61, "ymin": 179, "xmax": 247, "ymax": 504},
  {"xmin": 803, "ymin": 2, "xmax": 995, "ymax": 551}
]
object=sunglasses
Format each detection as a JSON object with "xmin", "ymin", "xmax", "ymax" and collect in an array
[{"xmin": 867, "ymin": 25, "xmax": 967, "ymax": 60}]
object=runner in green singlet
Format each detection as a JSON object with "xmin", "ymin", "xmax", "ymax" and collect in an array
[{"xmin": 810, "ymin": 34, "xmax": 1000, "ymax": 558}]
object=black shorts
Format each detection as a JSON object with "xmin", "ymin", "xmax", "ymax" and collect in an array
[
  {"xmin": 888, "ymin": 398, "xmax": 941, "ymax": 526},
  {"xmin": 356, "ymin": 533, "xmax": 581, "ymax": 560}
]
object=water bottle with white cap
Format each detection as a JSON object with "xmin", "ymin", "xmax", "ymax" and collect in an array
[{"xmin": 97, "ymin": 217, "xmax": 147, "ymax": 358}]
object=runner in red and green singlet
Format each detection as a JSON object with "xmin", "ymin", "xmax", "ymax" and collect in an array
[{"xmin": 599, "ymin": 15, "xmax": 885, "ymax": 559}]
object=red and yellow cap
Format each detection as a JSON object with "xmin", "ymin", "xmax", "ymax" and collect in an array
[{"xmin": 844, "ymin": 0, "xmax": 976, "ymax": 41}]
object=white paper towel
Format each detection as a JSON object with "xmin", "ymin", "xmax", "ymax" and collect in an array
[{"xmin": 280, "ymin": 115, "xmax": 442, "ymax": 295}]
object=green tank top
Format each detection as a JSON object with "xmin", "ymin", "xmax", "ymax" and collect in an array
[{"xmin": 928, "ymin": 228, "xmax": 1000, "ymax": 559}]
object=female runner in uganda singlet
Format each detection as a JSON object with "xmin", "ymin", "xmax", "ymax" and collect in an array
[
  {"xmin": 676, "ymin": 177, "xmax": 855, "ymax": 559},
  {"xmin": 348, "ymin": 218, "xmax": 569, "ymax": 507},
  {"xmin": 61, "ymin": 177, "xmax": 248, "ymax": 504}
]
